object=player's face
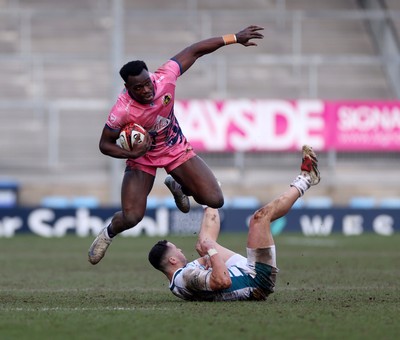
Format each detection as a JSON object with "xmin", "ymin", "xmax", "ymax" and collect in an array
[
  {"xmin": 167, "ymin": 242, "xmax": 187, "ymax": 265},
  {"xmin": 125, "ymin": 69, "xmax": 155, "ymax": 104}
]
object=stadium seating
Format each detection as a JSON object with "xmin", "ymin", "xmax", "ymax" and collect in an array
[
  {"xmin": 1, "ymin": 1, "xmax": 400, "ymax": 206},
  {"xmin": 292, "ymin": 198, "xmax": 305, "ymax": 209},
  {"xmin": 379, "ymin": 197, "xmax": 400, "ymax": 208},
  {"xmin": 41, "ymin": 195, "xmax": 100, "ymax": 208},
  {"xmin": 70, "ymin": 196, "xmax": 100, "ymax": 208},
  {"xmin": 147, "ymin": 196, "xmax": 164, "ymax": 209},
  {"xmin": 224, "ymin": 196, "xmax": 261, "ymax": 209},
  {"xmin": 348, "ymin": 196, "xmax": 377, "ymax": 209},
  {"xmin": 0, "ymin": 180, "xmax": 19, "ymax": 208},
  {"xmin": 40, "ymin": 196, "xmax": 71, "ymax": 209},
  {"xmin": 305, "ymin": 196, "xmax": 333, "ymax": 208},
  {"xmin": 162, "ymin": 197, "xmax": 180, "ymax": 209}
]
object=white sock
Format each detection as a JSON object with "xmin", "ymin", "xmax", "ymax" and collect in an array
[
  {"xmin": 104, "ymin": 226, "xmax": 113, "ymax": 239},
  {"xmin": 290, "ymin": 174, "xmax": 311, "ymax": 196}
]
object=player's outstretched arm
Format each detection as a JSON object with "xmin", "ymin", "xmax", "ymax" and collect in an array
[
  {"xmin": 200, "ymin": 239, "xmax": 232, "ymax": 290},
  {"xmin": 196, "ymin": 207, "xmax": 221, "ymax": 254},
  {"xmin": 196, "ymin": 207, "xmax": 237, "ymax": 262},
  {"xmin": 173, "ymin": 25, "xmax": 264, "ymax": 74}
]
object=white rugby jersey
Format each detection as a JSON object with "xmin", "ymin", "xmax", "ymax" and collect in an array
[{"xmin": 169, "ymin": 254, "xmax": 277, "ymax": 302}]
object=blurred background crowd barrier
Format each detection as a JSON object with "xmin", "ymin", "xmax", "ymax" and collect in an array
[{"xmin": 0, "ymin": 0, "xmax": 399, "ymax": 211}]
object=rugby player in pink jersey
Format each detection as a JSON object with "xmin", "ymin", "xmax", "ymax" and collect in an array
[{"xmin": 88, "ymin": 25, "xmax": 264, "ymax": 265}]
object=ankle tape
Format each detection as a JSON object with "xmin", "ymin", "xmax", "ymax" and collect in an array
[{"xmin": 290, "ymin": 175, "xmax": 311, "ymax": 196}]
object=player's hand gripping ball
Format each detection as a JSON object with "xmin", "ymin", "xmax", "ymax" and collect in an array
[{"xmin": 118, "ymin": 123, "xmax": 147, "ymax": 151}]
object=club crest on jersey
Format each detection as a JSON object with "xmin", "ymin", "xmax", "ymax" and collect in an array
[{"xmin": 162, "ymin": 94, "xmax": 172, "ymax": 106}]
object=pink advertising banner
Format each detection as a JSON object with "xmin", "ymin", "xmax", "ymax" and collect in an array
[{"xmin": 174, "ymin": 100, "xmax": 400, "ymax": 152}]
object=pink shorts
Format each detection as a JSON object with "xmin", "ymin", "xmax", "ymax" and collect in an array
[{"xmin": 126, "ymin": 142, "xmax": 196, "ymax": 176}]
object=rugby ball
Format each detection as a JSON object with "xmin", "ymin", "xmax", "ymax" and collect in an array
[{"xmin": 118, "ymin": 123, "xmax": 147, "ymax": 151}]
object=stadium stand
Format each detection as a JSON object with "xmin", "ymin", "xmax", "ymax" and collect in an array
[
  {"xmin": 0, "ymin": 179, "xmax": 19, "ymax": 208},
  {"xmin": 292, "ymin": 198, "xmax": 305, "ymax": 209},
  {"xmin": 349, "ymin": 196, "xmax": 377, "ymax": 209},
  {"xmin": 40, "ymin": 196, "xmax": 71, "ymax": 209},
  {"xmin": 146, "ymin": 196, "xmax": 164, "ymax": 209},
  {"xmin": 70, "ymin": 196, "xmax": 100, "ymax": 209},
  {"xmin": 305, "ymin": 196, "xmax": 333, "ymax": 209},
  {"xmin": 224, "ymin": 196, "xmax": 261, "ymax": 209},
  {"xmin": 379, "ymin": 197, "xmax": 400, "ymax": 208},
  {"xmin": 0, "ymin": 0, "xmax": 399, "ymax": 207}
]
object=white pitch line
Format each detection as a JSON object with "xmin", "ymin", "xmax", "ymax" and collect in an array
[
  {"xmin": 0, "ymin": 287, "xmax": 165, "ymax": 293},
  {"xmin": 0, "ymin": 306, "xmax": 175, "ymax": 312},
  {"xmin": 279, "ymin": 286, "xmax": 399, "ymax": 291}
]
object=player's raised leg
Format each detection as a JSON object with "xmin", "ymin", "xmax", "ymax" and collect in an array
[
  {"xmin": 164, "ymin": 175, "xmax": 190, "ymax": 213},
  {"xmin": 169, "ymin": 156, "xmax": 224, "ymax": 209},
  {"xmin": 88, "ymin": 169, "xmax": 155, "ymax": 265},
  {"xmin": 247, "ymin": 145, "xmax": 320, "ymax": 250}
]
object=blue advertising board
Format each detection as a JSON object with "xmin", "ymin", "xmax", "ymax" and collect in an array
[{"xmin": 0, "ymin": 207, "xmax": 398, "ymax": 237}]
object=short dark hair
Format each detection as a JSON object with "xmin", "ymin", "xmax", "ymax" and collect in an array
[
  {"xmin": 119, "ymin": 60, "xmax": 148, "ymax": 83},
  {"xmin": 148, "ymin": 240, "xmax": 169, "ymax": 271}
]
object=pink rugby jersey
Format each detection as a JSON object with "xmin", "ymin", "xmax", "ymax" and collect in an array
[{"xmin": 105, "ymin": 59, "xmax": 192, "ymax": 168}]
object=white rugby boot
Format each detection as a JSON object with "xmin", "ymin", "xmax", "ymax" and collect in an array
[
  {"xmin": 290, "ymin": 145, "xmax": 321, "ymax": 196},
  {"xmin": 164, "ymin": 175, "xmax": 190, "ymax": 213},
  {"xmin": 88, "ymin": 227, "xmax": 112, "ymax": 265}
]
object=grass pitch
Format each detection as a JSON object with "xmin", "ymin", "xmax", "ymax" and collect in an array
[{"xmin": 0, "ymin": 233, "xmax": 399, "ymax": 340}]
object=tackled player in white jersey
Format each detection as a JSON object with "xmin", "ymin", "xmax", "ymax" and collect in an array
[{"xmin": 148, "ymin": 145, "xmax": 320, "ymax": 301}]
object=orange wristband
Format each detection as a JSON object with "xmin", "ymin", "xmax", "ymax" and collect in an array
[{"xmin": 222, "ymin": 34, "xmax": 237, "ymax": 45}]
